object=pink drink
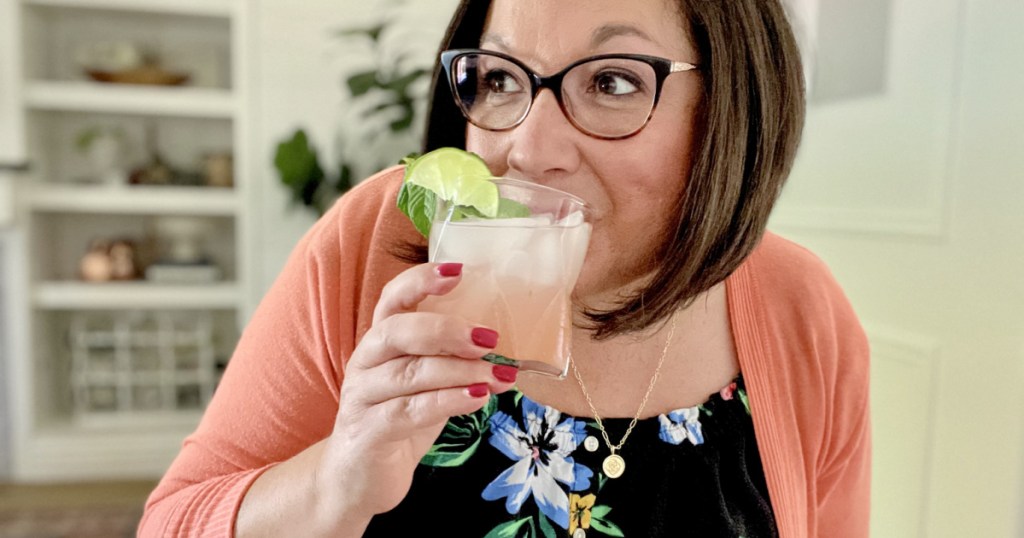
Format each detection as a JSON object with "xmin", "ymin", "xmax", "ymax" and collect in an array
[{"xmin": 418, "ymin": 179, "xmax": 591, "ymax": 378}]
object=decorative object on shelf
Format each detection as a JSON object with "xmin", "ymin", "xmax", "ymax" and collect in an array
[
  {"xmin": 145, "ymin": 216, "xmax": 221, "ymax": 284},
  {"xmin": 274, "ymin": 3, "xmax": 430, "ymax": 216},
  {"xmin": 69, "ymin": 310, "xmax": 218, "ymax": 421},
  {"xmin": 202, "ymin": 152, "xmax": 233, "ymax": 188},
  {"xmin": 130, "ymin": 123, "xmax": 174, "ymax": 185},
  {"xmin": 76, "ymin": 41, "xmax": 190, "ymax": 87},
  {"xmin": 129, "ymin": 153, "xmax": 176, "ymax": 185},
  {"xmin": 75, "ymin": 125, "xmax": 128, "ymax": 185},
  {"xmin": 79, "ymin": 239, "xmax": 114, "ymax": 282},
  {"xmin": 109, "ymin": 239, "xmax": 139, "ymax": 280},
  {"xmin": 79, "ymin": 238, "xmax": 141, "ymax": 282}
]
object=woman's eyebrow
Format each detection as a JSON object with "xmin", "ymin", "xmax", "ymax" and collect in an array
[
  {"xmin": 482, "ymin": 24, "xmax": 654, "ymax": 51},
  {"xmin": 480, "ymin": 33, "xmax": 511, "ymax": 52},
  {"xmin": 591, "ymin": 24, "xmax": 655, "ymax": 47}
]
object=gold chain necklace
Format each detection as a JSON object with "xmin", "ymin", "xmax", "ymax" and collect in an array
[{"xmin": 569, "ymin": 316, "xmax": 677, "ymax": 479}]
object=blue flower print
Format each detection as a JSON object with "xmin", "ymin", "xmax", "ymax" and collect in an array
[
  {"xmin": 481, "ymin": 396, "xmax": 593, "ymax": 529},
  {"xmin": 658, "ymin": 406, "xmax": 705, "ymax": 446}
]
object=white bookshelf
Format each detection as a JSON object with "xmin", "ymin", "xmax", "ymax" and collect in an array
[
  {"xmin": 27, "ymin": 184, "xmax": 238, "ymax": 215},
  {"xmin": 5, "ymin": 0, "xmax": 251, "ymax": 481},
  {"xmin": 34, "ymin": 281, "xmax": 240, "ymax": 309},
  {"xmin": 25, "ymin": 81, "xmax": 237, "ymax": 118},
  {"xmin": 23, "ymin": 0, "xmax": 234, "ymax": 18}
]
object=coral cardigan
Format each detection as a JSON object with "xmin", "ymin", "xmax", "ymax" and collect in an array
[{"xmin": 140, "ymin": 167, "xmax": 871, "ymax": 537}]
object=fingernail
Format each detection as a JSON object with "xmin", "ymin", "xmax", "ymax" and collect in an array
[
  {"xmin": 471, "ymin": 327, "xmax": 499, "ymax": 348},
  {"xmin": 493, "ymin": 365, "xmax": 518, "ymax": 383},
  {"xmin": 467, "ymin": 383, "xmax": 489, "ymax": 398},
  {"xmin": 437, "ymin": 263, "xmax": 463, "ymax": 277}
]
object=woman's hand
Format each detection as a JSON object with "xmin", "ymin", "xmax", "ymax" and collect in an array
[{"xmin": 317, "ymin": 262, "xmax": 518, "ymax": 523}]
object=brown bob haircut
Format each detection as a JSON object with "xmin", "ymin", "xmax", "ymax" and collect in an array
[{"xmin": 421, "ymin": 0, "xmax": 806, "ymax": 339}]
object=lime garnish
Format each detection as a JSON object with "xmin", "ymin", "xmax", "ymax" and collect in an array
[
  {"xmin": 398, "ymin": 148, "xmax": 498, "ymax": 237},
  {"xmin": 405, "ymin": 148, "xmax": 498, "ymax": 216}
]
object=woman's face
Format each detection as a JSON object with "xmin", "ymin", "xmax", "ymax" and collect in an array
[{"xmin": 465, "ymin": 0, "xmax": 702, "ymax": 304}]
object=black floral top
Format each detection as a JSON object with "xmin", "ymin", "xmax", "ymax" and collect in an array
[{"xmin": 364, "ymin": 376, "xmax": 777, "ymax": 538}]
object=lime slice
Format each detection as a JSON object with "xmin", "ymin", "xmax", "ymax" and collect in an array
[{"xmin": 404, "ymin": 148, "xmax": 498, "ymax": 218}]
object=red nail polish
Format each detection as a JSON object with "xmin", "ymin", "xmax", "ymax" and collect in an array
[
  {"xmin": 437, "ymin": 263, "xmax": 463, "ymax": 277},
  {"xmin": 467, "ymin": 383, "xmax": 489, "ymax": 398},
  {"xmin": 493, "ymin": 365, "xmax": 518, "ymax": 383},
  {"xmin": 471, "ymin": 327, "xmax": 499, "ymax": 348}
]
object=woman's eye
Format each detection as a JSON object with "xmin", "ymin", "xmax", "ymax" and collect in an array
[
  {"xmin": 594, "ymin": 72, "xmax": 641, "ymax": 96},
  {"xmin": 484, "ymin": 70, "xmax": 524, "ymax": 93}
]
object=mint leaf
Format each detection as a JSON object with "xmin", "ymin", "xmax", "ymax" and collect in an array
[
  {"xmin": 397, "ymin": 181, "xmax": 435, "ymax": 237},
  {"xmin": 451, "ymin": 205, "xmax": 485, "ymax": 221},
  {"xmin": 450, "ymin": 198, "xmax": 529, "ymax": 222},
  {"xmin": 496, "ymin": 198, "xmax": 530, "ymax": 218}
]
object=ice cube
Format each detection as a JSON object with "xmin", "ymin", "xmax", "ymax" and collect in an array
[{"xmin": 557, "ymin": 210, "xmax": 585, "ymax": 228}]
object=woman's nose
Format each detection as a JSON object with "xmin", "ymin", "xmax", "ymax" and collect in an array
[{"xmin": 505, "ymin": 89, "xmax": 581, "ymax": 181}]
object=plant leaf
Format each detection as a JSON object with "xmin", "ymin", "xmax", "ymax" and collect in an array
[
  {"xmin": 334, "ymin": 23, "xmax": 385, "ymax": 43},
  {"xmin": 496, "ymin": 198, "xmax": 531, "ymax": 218},
  {"xmin": 537, "ymin": 514, "xmax": 558, "ymax": 538},
  {"xmin": 483, "ymin": 518, "xmax": 534, "ymax": 538},
  {"xmin": 590, "ymin": 505, "xmax": 611, "ymax": 519},
  {"xmin": 346, "ymin": 70, "xmax": 380, "ymax": 97},
  {"xmin": 273, "ymin": 129, "xmax": 325, "ymax": 207},
  {"xmin": 590, "ymin": 516, "xmax": 625, "ymax": 537},
  {"xmin": 419, "ymin": 395, "xmax": 497, "ymax": 467},
  {"xmin": 383, "ymin": 68, "xmax": 429, "ymax": 96},
  {"xmin": 420, "ymin": 437, "xmax": 483, "ymax": 467},
  {"xmin": 396, "ymin": 181, "xmax": 435, "ymax": 238},
  {"xmin": 336, "ymin": 163, "xmax": 354, "ymax": 195},
  {"xmin": 389, "ymin": 109, "xmax": 415, "ymax": 132}
]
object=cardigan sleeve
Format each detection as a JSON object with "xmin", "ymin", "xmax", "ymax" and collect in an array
[
  {"xmin": 813, "ymin": 278, "xmax": 872, "ymax": 537},
  {"xmin": 743, "ymin": 232, "xmax": 872, "ymax": 537},
  {"xmin": 138, "ymin": 167, "xmax": 413, "ymax": 537}
]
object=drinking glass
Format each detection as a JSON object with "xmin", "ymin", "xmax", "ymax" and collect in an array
[{"xmin": 418, "ymin": 178, "xmax": 592, "ymax": 378}]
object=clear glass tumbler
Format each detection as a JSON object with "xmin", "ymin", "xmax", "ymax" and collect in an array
[{"xmin": 418, "ymin": 178, "xmax": 592, "ymax": 378}]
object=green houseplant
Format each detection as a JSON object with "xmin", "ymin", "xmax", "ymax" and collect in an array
[{"xmin": 273, "ymin": 17, "xmax": 432, "ymax": 216}]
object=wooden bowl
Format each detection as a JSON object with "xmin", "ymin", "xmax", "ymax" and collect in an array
[{"xmin": 86, "ymin": 66, "xmax": 190, "ymax": 86}]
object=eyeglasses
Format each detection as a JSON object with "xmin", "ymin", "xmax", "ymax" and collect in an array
[{"xmin": 440, "ymin": 48, "xmax": 700, "ymax": 140}]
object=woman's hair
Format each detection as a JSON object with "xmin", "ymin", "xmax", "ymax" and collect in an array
[{"xmin": 422, "ymin": 0, "xmax": 806, "ymax": 339}]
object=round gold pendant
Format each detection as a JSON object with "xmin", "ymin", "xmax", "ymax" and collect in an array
[{"xmin": 602, "ymin": 454, "xmax": 625, "ymax": 478}]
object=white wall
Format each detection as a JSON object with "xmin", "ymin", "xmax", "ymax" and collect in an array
[{"xmin": 771, "ymin": 0, "xmax": 1024, "ymax": 536}]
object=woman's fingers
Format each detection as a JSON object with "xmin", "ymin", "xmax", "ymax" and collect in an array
[
  {"xmin": 355, "ymin": 355, "xmax": 518, "ymax": 406},
  {"xmin": 372, "ymin": 262, "xmax": 464, "ymax": 325},
  {"xmin": 371, "ymin": 386, "xmax": 497, "ymax": 439},
  {"xmin": 350, "ymin": 312, "xmax": 498, "ymax": 370}
]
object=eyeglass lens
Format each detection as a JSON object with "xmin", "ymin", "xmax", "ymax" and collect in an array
[{"xmin": 451, "ymin": 53, "xmax": 660, "ymax": 139}]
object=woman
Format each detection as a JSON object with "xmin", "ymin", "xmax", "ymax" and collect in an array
[{"xmin": 140, "ymin": 0, "xmax": 870, "ymax": 536}]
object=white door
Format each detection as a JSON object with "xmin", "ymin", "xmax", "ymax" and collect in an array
[{"xmin": 772, "ymin": 1, "xmax": 1024, "ymax": 536}]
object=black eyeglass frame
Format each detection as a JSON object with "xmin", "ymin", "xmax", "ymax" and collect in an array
[{"xmin": 440, "ymin": 48, "xmax": 700, "ymax": 140}]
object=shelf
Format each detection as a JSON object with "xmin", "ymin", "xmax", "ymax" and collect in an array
[
  {"xmin": 25, "ymin": 81, "xmax": 236, "ymax": 118},
  {"xmin": 28, "ymin": 184, "xmax": 238, "ymax": 215},
  {"xmin": 19, "ymin": 421, "xmax": 198, "ymax": 480},
  {"xmin": 34, "ymin": 281, "xmax": 240, "ymax": 309},
  {"xmin": 22, "ymin": 0, "xmax": 233, "ymax": 18}
]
